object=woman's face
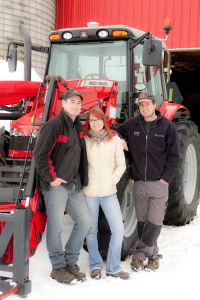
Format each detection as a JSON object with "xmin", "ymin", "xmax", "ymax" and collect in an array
[{"xmin": 89, "ymin": 114, "xmax": 104, "ymax": 131}]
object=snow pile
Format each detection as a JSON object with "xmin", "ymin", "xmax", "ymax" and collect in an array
[
  {"xmin": 7, "ymin": 205, "xmax": 200, "ymax": 300},
  {"xmin": 0, "ymin": 60, "xmax": 42, "ymax": 130},
  {"xmin": 0, "ymin": 60, "xmax": 42, "ymax": 82}
]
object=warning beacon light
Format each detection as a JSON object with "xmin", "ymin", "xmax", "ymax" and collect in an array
[
  {"xmin": 162, "ymin": 18, "xmax": 172, "ymax": 41},
  {"xmin": 163, "ymin": 18, "xmax": 172, "ymax": 35}
]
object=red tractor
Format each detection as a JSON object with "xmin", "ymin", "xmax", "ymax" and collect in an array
[{"xmin": 0, "ymin": 20, "xmax": 199, "ymax": 296}]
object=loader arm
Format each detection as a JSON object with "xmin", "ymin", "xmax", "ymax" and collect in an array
[{"xmin": 0, "ymin": 81, "xmax": 41, "ymax": 106}]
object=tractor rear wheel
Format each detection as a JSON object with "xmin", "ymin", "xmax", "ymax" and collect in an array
[{"xmin": 164, "ymin": 120, "xmax": 200, "ymax": 225}]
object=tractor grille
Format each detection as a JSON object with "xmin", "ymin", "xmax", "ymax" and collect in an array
[{"xmin": 10, "ymin": 136, "xmax": 36, "ymax": 151}]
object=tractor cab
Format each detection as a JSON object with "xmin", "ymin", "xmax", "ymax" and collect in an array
[{"xmin": 47, "ymin": 23, "xmax": 166, "ymax": 123}]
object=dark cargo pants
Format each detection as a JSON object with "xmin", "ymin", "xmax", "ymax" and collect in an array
[{"xmin": 132, "ymin": 180, "xmax": 168, "ymax": 261}]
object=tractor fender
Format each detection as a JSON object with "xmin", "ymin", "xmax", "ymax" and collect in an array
[{"xmin": 159, "ymin": 100, "xmax": 190, "ymax": 121}]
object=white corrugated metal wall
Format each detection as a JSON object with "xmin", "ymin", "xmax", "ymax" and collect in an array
[{"xmin": 0, "ymin": 0, "xmax": 56, "ymax": 79}]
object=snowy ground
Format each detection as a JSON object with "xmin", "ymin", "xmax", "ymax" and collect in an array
[{"xmin": 6, "ymin": 205, "xmax": 200, "ymax": 300}]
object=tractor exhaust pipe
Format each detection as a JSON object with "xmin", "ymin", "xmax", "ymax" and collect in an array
[{"xmin": 19, "ymin": 24, "xmax": 31, "ymax": 81}]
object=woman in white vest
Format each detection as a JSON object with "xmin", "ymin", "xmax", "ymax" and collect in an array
[{"xmin": 83, "ymin": 108, "xmax": 130, "ymax": 280}]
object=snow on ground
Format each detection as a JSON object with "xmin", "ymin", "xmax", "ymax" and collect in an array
[
  {"xmin": 8, "ymin": 205, "xmax": 200, "ymax": 300},
  {"xmin": 0, "ymin": 60, "xmax": 42, "ymax": 82}
]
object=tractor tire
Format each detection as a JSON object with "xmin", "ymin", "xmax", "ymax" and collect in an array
[
  {"xmin": 0, "ymin": 127, "xmax": 9, "ymax": 166},
  {"xmin": 164, "ymin": 120, "xmax": 200, "ymax": 225},
  {"xmin": 95, "ymin": 153, "xmax": 138, "ymax": 261}
]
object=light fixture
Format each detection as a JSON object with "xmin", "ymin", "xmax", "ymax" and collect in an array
[
  {"xmin": 97, "ymin": 30, "xmax": 109, "ymax": 38},
  {"xmin": 62, "ymin": 32, "xmax": 73, "ymax": 40},
  {"xmin": 10, "ymin": 128, "xmax": 22, "ymax": 136},
  {"xmin": 32, "ymin": 129, "xmax": 39, "ymax": 138},
  {"xmin": 49, "ymin": 34, "xmax": 59, "ymax": 40},
  {"xmin": 112, "ymin": 30, "xmax": 128, "ymax": 37}
]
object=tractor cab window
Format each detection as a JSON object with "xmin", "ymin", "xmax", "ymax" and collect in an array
[
  {"xmin": 48, "ymin": 41, "xmax": 127, "ymax": 117},
  {"xmin": 133, "ymin": 44, "xmax": 164, "ymax": 109}
]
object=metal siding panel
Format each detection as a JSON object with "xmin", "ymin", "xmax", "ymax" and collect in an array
[
  {"xmin": 150, "ymin": 0, "xmax": 158, "ymax": 36},
  {"xmin": 172, "ymin": 0, "xmax": 182, "ymax": 49},
  {"xmin": 189, "ymin": 0, "xmax": 200, "ymax": 48},
  {"xmin": 56, "ymin": 0, "xmax": 200, "ymax": 49},
  {"xmin": 132, "ymin": 0, "xmax": 143, "ymax": 30},
  {"xmin": 181, "ymin": 0, "xmax": 191, "ymax": 48},
  {"xmin": 141, "ymin": 0, "xmax": 151, "ymax": 31}
]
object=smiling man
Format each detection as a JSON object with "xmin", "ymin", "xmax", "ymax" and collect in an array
[
  {"xmin": 115, "ymin": 91, "xmax": 180, "ymax": 272},
  {"xmin": 34, "ymin": 89, "xmax": 92, "ymax": 283}
]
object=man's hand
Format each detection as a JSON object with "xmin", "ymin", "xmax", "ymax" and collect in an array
[
  {"xmin": 50, "ymin": 178, "xmax": 67, "ymax": 186},
  {"xmin": 160, "ymin": 178, "xmax": 168, "ymax": 185},
  {"xmin": 121, "ymin": 139, "xmax": 129, "ymax": 151}
]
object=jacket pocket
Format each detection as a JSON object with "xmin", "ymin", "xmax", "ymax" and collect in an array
[{"xmin": 112, "ymin": 173, "xmax": 120, "ymax": 185}]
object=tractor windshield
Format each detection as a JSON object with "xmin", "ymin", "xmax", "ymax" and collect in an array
[
  {"xmin": 48, "ymin": 40, "xmax": 126, "ymax": 82},
  {"xmin": 48, "ymin": 40, "xmax": 127, "ymax": 121}
]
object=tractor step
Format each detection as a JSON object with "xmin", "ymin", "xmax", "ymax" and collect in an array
[{"xmin": 0, "ymin": 208, "xmax": 31, "ymax": 296}]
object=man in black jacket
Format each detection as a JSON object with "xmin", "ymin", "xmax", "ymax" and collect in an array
[
  {"xmin": 34, "ymin": 89, "xmax": 92, "ymax": 283},
  {"xmin": 115, "ymin": 91, "xmax": 180, "ymax": 272}
]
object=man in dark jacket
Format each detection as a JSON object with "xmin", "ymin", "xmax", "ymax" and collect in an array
[
  {"xmin": 115, "ymin": 91, "xmax": 180, "ymax": 272},
  {"xmin": 34, "ymin": 89, "xmax": 92, "ymax": 283}
]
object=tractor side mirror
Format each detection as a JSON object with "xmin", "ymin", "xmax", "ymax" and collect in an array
[
  {"xmin": 7, "ymin": 48, "xmax": 17, "ymax": 72},
  {"xmin": 142, "ymin": 39, "xmax": 162, "ymax": 66}
]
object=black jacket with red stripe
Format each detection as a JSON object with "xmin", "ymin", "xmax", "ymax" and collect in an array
[{"xmin": 34, "ymin": 108, "xmax": 88, "ymax": 191}]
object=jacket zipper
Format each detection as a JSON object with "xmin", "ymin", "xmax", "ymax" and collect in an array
[
  {"xmin": 145, "ymin": 135, "xmax": 148, "ymax": 181},
  {"xmin": 136, "ymin": 119, "xmax": 157, "ymax": 181}
]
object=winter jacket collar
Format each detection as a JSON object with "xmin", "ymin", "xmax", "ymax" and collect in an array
[
  {"xmin": 60, "ymin": 108, "xmax": 83, "ymax": 133},
  {"xmin": 60, "ymin": 107, "xmax": 78, "ymax": 127},
  {"xmin": 135, "ymin": 109, "xmax": 161, "ymax": 126}
]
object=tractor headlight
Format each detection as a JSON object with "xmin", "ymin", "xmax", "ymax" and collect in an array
[
  {"xmin": 97, "ymin": 30, "xmax": 109, "ymax": 38},
  {"xmin": 32, "ymin": 129, "xmax": 39, "ymax": 138},
  {"xmin": 62, "ymin": 32, "xmax": 73, "ymax": 40},
  {"xmin": 13, "ymin": 129, "xmax": 22, "ymax": 136},
  {"xmin": 10, "ymin": 128, "xmax": 14, "ymax": 135},
  {"xmin": 10, "ymin": 128, "xmax": 22, "ymax": 136}
]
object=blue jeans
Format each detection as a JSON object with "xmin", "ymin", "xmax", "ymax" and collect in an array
[
  {"xmin": 84, "ymin": 194, "xmax": 124, "ymax": 274},
  {"xmin": 42, "ymin": 184, "xmax": 92, "ymax": 269}
]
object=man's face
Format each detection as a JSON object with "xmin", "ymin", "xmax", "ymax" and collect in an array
[
  {"xmin": 139, "ymin": 100, "xmax": 156, "ymax": 121},
  {"xmin": 63, "ymin": 95, "xmax": 82, "ymax": 120}
]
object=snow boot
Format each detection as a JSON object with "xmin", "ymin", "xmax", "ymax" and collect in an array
[
  {"xmin": 50, "ymin": 267, "xmax": 76, "ymax": 283},
  {"xmin": 131, "ymin": 258, "xmax": 144, "ymax": 272},
  {"xmin": 66, "ymin": 264, "xmax": 86, "ymax": 281},
  {"xmin": 106, "ymin": 271, "xmax": 130, "ymax": 279},
  {"xmin": 90, "ymin": 269, "xmax": 101, "ymax": 279},
  {"xmin": 144, "ymin": 255, "xmax": 159, "ymax": 271}
]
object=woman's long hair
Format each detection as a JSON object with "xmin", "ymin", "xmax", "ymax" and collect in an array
[{"xmin": 85, "ymin": 108, "xmax": 115, "ymax": 140}]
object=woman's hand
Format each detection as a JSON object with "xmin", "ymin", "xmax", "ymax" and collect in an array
[
  {"xmin": 121, "ymin": 139, "xmax": 129, "ymax": 151},
  {"xmin": 50, "ymin": 178, "xmax": 67, "ymax": 186}
]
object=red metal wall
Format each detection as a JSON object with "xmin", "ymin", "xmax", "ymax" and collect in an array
[{"xmin": 56, "ymin": 0, "xmax": 200, "ymax": 49}]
